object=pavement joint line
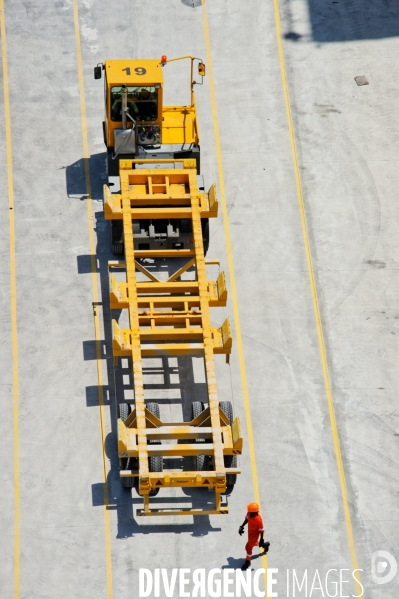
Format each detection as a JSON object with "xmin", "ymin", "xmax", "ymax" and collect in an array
[
  {"xmin": 271, "ymin": 0, "xmax": 363, "ymax": 595},
  {"xmin": 0, "ymin": 2, "xmax": 21, "ymax": 598},
  {"xmin": 72, "ymin": 1, "xmax": 113, "ymax": 597},
  {"xmin": 201, "ymin": 1, "xmax": 271, "ymax": 591},
  {"xmin": 1, "ymin": 3, "xmax": 21, "ymax": 597}
]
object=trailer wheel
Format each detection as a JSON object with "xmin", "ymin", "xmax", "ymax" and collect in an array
[
  {"xmin": 119, "ymin": 403, "xmax": 136, "ymax": 488},
  {"xmin": 219, "ymin": 401, "xmax": 237, "ymax": 487},
  {"xmin": 201, "ymin": 219, "xmax": 209, "ymax": 256},
  {"xmin": 192, "ymin": 402, "xmax": 209, "ymax": 471},
  {"xmin": 119, "ymin": 402, "xmax": 131, "ymax": 422},
  {"xmin": 121, "ymin": 467, "xmax": 135, "ymax": 488},
  {"xmin": 110, "ymin": 220, "xmax": 124, "ymax": 255},
  {"xmin": 224, "ymin": 455, "xmax": 237, "ymax": 487},
  {"xmin": 146, "ymin": 402, "xmax": 160, "ymax": 419},
  {"xmin": 192, "ymin": 401, "xmax": 205, "ymax": 419},
  {"xmin": 121, "ymin": 453, "xmax": 137, "ymax": 488},
  {"xmin": 219, "ymin": 401, "xmax": 233, "ymax": 424},
  {"xmin": 147, "ymin": 403, "xmax": 163, "ymax": 493}
]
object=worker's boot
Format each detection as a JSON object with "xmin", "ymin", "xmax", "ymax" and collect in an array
[
  {"xmin": 261, "ymin": 541, "xmax": 270, "ymax": 554},
  {"xmin": 241, "ymin": 559, "xmax": 251, "ymax": 571}
]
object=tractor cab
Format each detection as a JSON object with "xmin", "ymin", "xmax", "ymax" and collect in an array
[{"xmin": 94, "ymin": 56, "xmax": 205, "ymax": 177}]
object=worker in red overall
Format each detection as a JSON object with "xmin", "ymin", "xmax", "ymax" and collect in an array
[{"xmin": 238, "ymin": 502, "xmax": 270, "ymax": 570}]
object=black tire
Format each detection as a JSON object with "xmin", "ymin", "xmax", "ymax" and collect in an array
[
  {"xmin": 192, "ymin": 401, "xmax": 205, "ymax": 419},
  {"xmin": 219, "ymin": 401, "xmax": 237, "ymax": 486},
  {"xmin": 196, "ymin": 454, "xmax": 209, "ymax": 472},
  {"xmin": 201, "ymin": 218, "xmax": 209, "ymax": 256},
  {"xmin": 219, "ymin": 401, "xmax": 233, "ymax": 424},
  {"xmin": 119, "ymin": 403, "xmax": 136, "ymax": 488},
  {"xmin": 147, "ymin": 402, "xmax": 163, "ymax": 477},
  {"xmin": 111, "ymin": 243, "xmax": 124, "ymax": 255},
  {"xmin": 192, "ymin": 402, "xmax": 209, "ymax": 471},
  {"xmin": 146, "ymin": 402, "xmax": 160, "ymax": 419},
  {"xmin": 225, "ymin": 454, "xmax": 237, "ymax": 486},
  {"xmin": 119, "ymin": 402, "xmax": 131, "ymax": 422},
  {"xmin": 149, "ymin": 450, "xmax": 162, "ymax": 474},
  {"xmin": 121, "ymin": 469, "xmax": 135, "ymax": 488},
  {"xmin": 120, "ymin": 455, "xmax": 137, "ymax": 489},
  {"xmin": 110, "ymin": 220, "xmax": 124, "ymax": 255}
]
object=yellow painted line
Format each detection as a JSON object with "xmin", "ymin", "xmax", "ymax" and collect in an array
[
  {"xmin": 271, "ymin": 0, "xmax": 362, "ymax": 596},
  {"xmin": 0, "ymin": 3, "xmax": 21, "ymax": 598},
  {"xmin": 201, "ymin": 0, "xmax": 270, "ymax": 588},
  {"xmin": 72, "ymin": 2, "xmax": 113, "ymax": 597}
]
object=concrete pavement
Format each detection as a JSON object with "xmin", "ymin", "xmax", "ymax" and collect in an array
[{"xmin": 0, "ymin": 0, "xmax": 398, "ymax": 597}]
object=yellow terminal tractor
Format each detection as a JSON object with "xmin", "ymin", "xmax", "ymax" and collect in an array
[
  {"xmin": 95, "ymin": 56, "xmax": 203, "ymax": 172},
  {"xmin": 94, "ymin": 56, "xmax": 208, "ymax": 255},
  {"xmin": 95, "ymin": 57, "xmax": 243, "ymax": 516}
]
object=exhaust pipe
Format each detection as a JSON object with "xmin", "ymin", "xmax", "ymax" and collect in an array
[{"xmin": 121, "ymin": 84, "xmax": 127, "ymax": 129}]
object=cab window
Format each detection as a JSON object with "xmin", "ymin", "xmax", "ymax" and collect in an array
[{"xmin": 110, "ymin": 86, "xmax": 158, "ymax": 122}]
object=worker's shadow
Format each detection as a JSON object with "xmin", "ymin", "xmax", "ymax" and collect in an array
[
  {"xmin": 222, "ymin": 550, "xmax": 267, "ymax": 570},
  {"xmin": 222, "ymin": 557, "xmax": 244, "ymax": 570}
]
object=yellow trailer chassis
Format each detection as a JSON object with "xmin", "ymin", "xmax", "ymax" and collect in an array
[{"xmin": 104, "ymin": 159, "xmax": 243, "ymax": 516}]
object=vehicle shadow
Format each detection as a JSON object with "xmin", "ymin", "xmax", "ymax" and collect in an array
[
  {"xmin": 65, "ymin": 153, "xmax": 106, "ymax": 201},
  {"xmin": 73, "ymin": 152, "xmax": 230, "ymax": 537}
]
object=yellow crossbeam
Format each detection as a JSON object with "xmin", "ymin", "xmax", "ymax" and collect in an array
[
  {"xmin": 112, "ymin": 321, "xmax": 232, "ymax": 355},
  {"xmin": 137, "ymin": 281, "xmax": 199, "ymax": 293},
  {"xmin": 110, "ymin": 278, "xmax": 227, "ymax": 310},
  {"xmin": 121, "ymin": 469, "xmax": 240, "ymax": 482},
  {"xmin": 135, "ymin": 249, "xmax": 194, "ymax": 258},
  {"xmin": 140, "ymin": 345, "xmax": 205, "ymax": 356},
  {"xmin": 139, "ymin": 329, "xmax": 204, "ymax": 341},
  {"xmin": 131, "ymin": 207, "xmax": 193, "ymax": 219},
  {"xmin": 134, "ymin": 260, "xmax": 160, "ymax": 282},
  {"xmin": 137, "ymin": 508, "xmax": 229, "ymax": 517}
]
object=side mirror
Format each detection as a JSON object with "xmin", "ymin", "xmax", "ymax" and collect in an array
[
  {"xmin": 94, "ymin": 65, "xmax": 102, "ymax": 80},
  {"xmin": 198, "ymin": 63, "xmax": 206, "ymax": 77}
]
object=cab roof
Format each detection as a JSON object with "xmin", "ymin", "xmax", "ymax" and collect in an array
[{"xmin": 105, "ymin": 59, "xmax": 163, "ymax": 86}]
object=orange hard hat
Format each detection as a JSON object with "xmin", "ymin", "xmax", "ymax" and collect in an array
[{"xmin": 247, "ymin": 502, "xmax": 259, "ymax": 513}]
